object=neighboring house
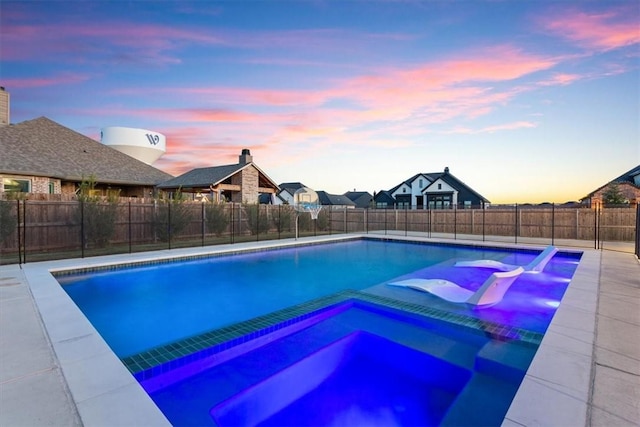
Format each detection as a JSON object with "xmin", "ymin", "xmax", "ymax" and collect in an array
[
  {"xmin": 343, "ymin": 191, "xmax": 373, "ymax": 209},
  {"xmin": 317, "ymin": 191, "xmax": 356, "ymax": 209},
  {"xmin": 581, "ymin": 164, "xmax": 640, "ymax": 208},
  {"xmin": 372, "ymin": 190, "xmax": 397, "ymax": 209},
  {"xmin": 374, "ymin": 167, "xmax": 490, "ymax": 209},
  {"xmin": 277, "ymin": 182, "xmax": 310, "ymax": 205},
  {"xmin": 157, "ymin": 149, "xmax": 279, "ymax": 204},
  {"xmin": 0, "ymin": 116, "xmax": 173, "ymax": 198}
]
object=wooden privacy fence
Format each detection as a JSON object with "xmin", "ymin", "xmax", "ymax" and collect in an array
[
  {"xmin": 0, "ymin": 200, "xmax": 637, "ymax": 264},
  {"xmin": 330, "ymin": 206, "xmax": 637, "ymax": 242}
]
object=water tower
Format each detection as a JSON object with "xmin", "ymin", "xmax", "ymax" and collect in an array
[{"xmin": 100, "ymin": 126, "xmax": 166, "ymax": 165}]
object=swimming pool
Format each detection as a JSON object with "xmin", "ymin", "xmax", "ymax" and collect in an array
[
  {"xmin": 57, "ymin": 238, "xmax": 545, "ymax": 357},
  {"xmin": 55, "ymin": 237, "xmax": 581, "ymax": 426}
]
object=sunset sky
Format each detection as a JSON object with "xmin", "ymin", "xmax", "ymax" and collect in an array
[{"xmin": 1, "ymin": 0, "xmax": 638, "ymax": 204}]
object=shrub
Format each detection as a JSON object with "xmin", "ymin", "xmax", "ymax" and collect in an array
[
  {"xmin": 76, "ymin": 176, "xmax": 119, "ymax": 248},
  {"xmin": 205, "ymin": 202, "xmax": 229, "ymax": 236},
  {"xmin": 244, "ymin": 203, "xmax": 269, "ymax": 235},
  {"xmin": 154, "ymin": 189, "xmax": 194, "ymax": 242}
]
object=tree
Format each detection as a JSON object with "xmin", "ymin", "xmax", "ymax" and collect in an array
[{"xmin": 602, "ymin": 182, "xmax": 627, "ymax": 206}]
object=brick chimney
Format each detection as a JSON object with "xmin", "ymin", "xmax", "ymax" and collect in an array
[
  {"xmin": 239, "ymin": 148, "xmax": 253, "ymax": 164},
  {"xmin": 0, "ymin": 87, "xmax": 9, "ymax": 126}
]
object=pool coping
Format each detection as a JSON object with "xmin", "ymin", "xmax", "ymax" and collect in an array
[{"xmin": 11, "ymin": 234, "xmax": 599, "ymax": 426}]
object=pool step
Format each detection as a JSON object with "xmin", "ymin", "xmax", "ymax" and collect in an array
[
  {"xmin": 440, "ymin": 372, "xmax": 521, "ymax": 427},
  {"xmin": 474, "ymin": 340, "xmax": 537, "ymax": 382}
]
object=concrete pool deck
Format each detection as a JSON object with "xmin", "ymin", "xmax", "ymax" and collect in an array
[{"xmin": 1, "ymin": 234, "xmax": 638, "ymax": 426}]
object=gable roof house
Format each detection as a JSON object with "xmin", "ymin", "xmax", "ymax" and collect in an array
[
  {"xmin": 0, "ymin": 116, "xmax": 173, "ymax": 199},
  {"xmin": 581, "ymin": 164, "xmax": 640, "ymax": 208},
  {"xmin": 317, "ymin": 191, "xmax": 357, "ymax": 209},
  {"xmin": 343, "ymin": 191, "xmax": 373, "ymax": 209},
  {"xmin": 276, "ymin": 182, "xmax": 310, "ymax": 205},
  {"xmin": 156, "ymin": 149, "xmax": 279, "ymax": 204},
  {"xmin": 374, "ymin": 167, "xmax": 490, "ymax": 209}
]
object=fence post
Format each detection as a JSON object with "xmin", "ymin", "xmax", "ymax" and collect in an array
[
  {"xmin": 364, "ymin": 209, "xmax": 368, "ymax": 234},
  {"xmin": 201, "ymin": 202, "xmax": 205, "ymax": 247},
  {"xmin": 551, "ymin": 203, "xmax": 555, "ymax": 245},
  {"xmin": 344, "ymin": 207, "xmax": 347, "ymax": 234},
  {"xmin": 17, "ymin": 199, "xmax": 23, "ymax": 265},
  {"xmin": 167, "ymin": 201, "xmax": 172, "ymax": 250},
  {"xmin": 635, "ymin": 204, "xmax": 639, "ymax": 258},
  {"xmin": 482, "ymin": 206, "xmax": 486, "ymax": 242},
  {"xmin": 80, "ymin": 200, "xmax": 85, "ymax": 258},
  {"xmin": 128, "ymin": 201, "xmax": 132, "ymax": 254},
  {"xmin": 515, "ymin": 203, "xmax": 518, "ymax": 244},
  {"xmin": 405, "ymin": 206, "xmax": 408, "ymax": 237},
  {"xmin": 454, "ymin": 205, "xmax": 457, "ymax": 240},
  {"xmin": 230, "ymin": 203, "xmax": 234, "ymax": 244}
]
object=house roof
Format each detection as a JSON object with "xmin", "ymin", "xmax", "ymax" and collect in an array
[
  {"xmin": 277, "ymin": 182, "xmax": 308, "ymax": 196},
  {"xmin": 582, "ymin": 164, "xmax": 640, "ymax": 199},
  {"xmin": 613, "ymin": 164, "xmax": 640, "ymax": 184},
  {"xmin": 387, "ymin": 169, "xmax": 490, "ymax": 203},
  {"xmin": 157, "ymin": 164, "xmax": 245, "ymax": 188},
  {"xmin": 0, "ymin": 117, "xmax": 173, "ymax": 185},
  {"xmin": 157, "ymin": 161, "xmax": 280, "ymax": 191},
  {"xmin": 343, "ymin": 191, "xmax": 373, "ymax": 208},
  {"xmin": 373, "ymin": 190, "xmax": 396, "ymax": 204},
  {"xmin": 317, "ymin": 191, "xmax": 356, "ymax": 207}
]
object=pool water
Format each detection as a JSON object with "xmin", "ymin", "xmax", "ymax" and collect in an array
[
  {"xmin": 55, "ymin": 238, "xmax": 581, "ymax": 426},
  {"xmin": 57, "ymin": 239, "xmax": 525, "ymax": 357},
  {"xmin": 211, "ymin": 331, "xmax": 470, "ymax": 426},
  {"xmin": 145, "ymin": 300, "xmax": 536, "ymax": 426}
]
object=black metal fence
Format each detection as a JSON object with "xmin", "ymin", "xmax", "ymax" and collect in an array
[{"xmin": 0, "ymin": 200, "xmax": 637, "ymax": 265}]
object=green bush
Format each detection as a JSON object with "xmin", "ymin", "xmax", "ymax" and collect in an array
[
  {"xmin": 273, "ymin": 206, "xmax": 293, "ymax": 232},
  {"xmin": 205, "ymin": 202, "xmax": 229, "ymax": 236},
  {"xmin": 154, "ymin": 189, "xmax": 194, "ymax": 242},
  {"xmin": 244, "ymin": 203, "xmax": 269, "ymax": 235},
  {"xmin": 76, "ymin": 176, "xmax": 119, "ymax": 248}
]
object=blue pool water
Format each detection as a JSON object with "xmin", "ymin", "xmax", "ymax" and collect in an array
[
  {"xmin": 58, "ymin": 239, "xmax": 522, "ymax": 357},
  {"xmin": 145, "ymin": 300, "xmax": 537, "ymax": 426},
  {"xmin": 57, "ymin": 238, "xmax": 581, "ymax": 426}
]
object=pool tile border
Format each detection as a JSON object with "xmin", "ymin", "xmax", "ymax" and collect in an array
[{"xmin": 124, "ymin": 289, "xmax": 544, "ymax": 379}]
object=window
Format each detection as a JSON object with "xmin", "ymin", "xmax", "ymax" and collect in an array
[
  {"xmin": 419, "ymin": 179, "xmax": 423, "ymax": 187},
  {"xmin": 438, "ymin": 183, "xmax": 442, "ymax": 190},
  {"xmin": 427, "ymin": 194, "xmax": 452, "ymax": 209},
  {"xmin": 3, "ymin": 178, "xmax": 30, "ymax": 193},
  {"xmin": 49, "ymin": 182, "xmax": 55, "ymax": 194},
  {"xmin": 403, "ymin": 188, "xmax": 406, "ymax": 193},
  {"xmin": 464, "ymin": 200, "xmax": 472, "ymax": 209}
]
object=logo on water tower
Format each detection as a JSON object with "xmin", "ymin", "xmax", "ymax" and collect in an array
[{"xmin": 146, "ymin": 134, "xmax": 160, "ymax": 146}]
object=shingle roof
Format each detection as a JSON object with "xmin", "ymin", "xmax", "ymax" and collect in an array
[
  {"xmin": 156, "ymin": 164, "xmax": 245, "ymax": 188},
  {"xmin": 278, "ymin": 182, "xmax": 308, "ymax": 194},
  {"xmin": 317, "ymin": 191, "xmax": 356, "ymax": 207},
  {"xmin": 343, "ymin": 191, "xmax": 373, "ymax": 208},
  {"xmin": 613, "ymin": 164, "xmax": 640, "ymax": 185},
  {"xmin": 582, "ymin": 164, "xmax": 640, "ymax": 199},
  {"xmin": 0, "ymin": 117, "xmax": 173, "ymax": 185}
]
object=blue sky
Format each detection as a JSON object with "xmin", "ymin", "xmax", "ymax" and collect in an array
[{"xmin": 1, "ymin": 0, "xmax": 638, "ymax": 203}]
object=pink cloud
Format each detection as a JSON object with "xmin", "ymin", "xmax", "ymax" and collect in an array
[
  {"xmin": 542, "ymin": 8, "xmax": 640, "ymax": 51},
  {"xmin": 1, "ymin": 73, "xmax": 92, "ymax": 89},
  {"xmin": 538, "ymin": 73, "xmax": 582, "ymax": 86},
  {"xmin": 443, "ymin": 121, "xmax": 536, "ymax": 135}
]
